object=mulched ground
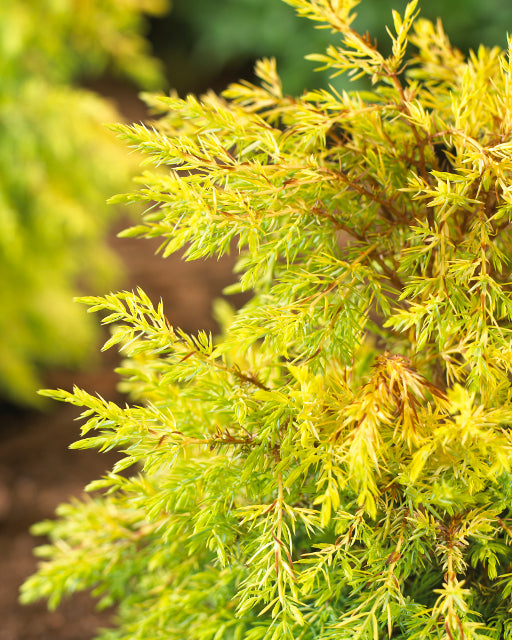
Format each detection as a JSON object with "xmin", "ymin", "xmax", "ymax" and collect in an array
[{"xmin": 0, "ymin": 218, "xmax": 245, "ymax": 639}]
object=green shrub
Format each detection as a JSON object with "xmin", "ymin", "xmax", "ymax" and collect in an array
[
  {"xmin": 0, "ymin": 0, "xmax": 167, "ymax": 405},
  {"xmin": 21, "ymin": 1, "xmax": 512, "ymax": 638},
  {"xmin": 161, "ymin": 0, "xmax": 512, "ymax": 93}
]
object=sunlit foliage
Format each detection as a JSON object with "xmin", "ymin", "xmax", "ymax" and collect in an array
[{"xmin": 21, "ymin": 1, "xmax": 512, "ymax": 638}]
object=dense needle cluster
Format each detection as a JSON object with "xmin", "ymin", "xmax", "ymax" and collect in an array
[{"xmin": 21, "ymin": 1, "xmax": 512, "ymax": 638}]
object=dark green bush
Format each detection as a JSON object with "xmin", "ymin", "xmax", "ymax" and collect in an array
[{"xmin": 159, "ymin": 0, "xmax": 512, "ymax": 93}]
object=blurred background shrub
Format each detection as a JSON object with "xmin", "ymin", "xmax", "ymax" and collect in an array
[
  {"xmin": 0, "ymin": 0, "xmax": 168, "ymax": 406},
  {"xmin": 153, "ymin": 0, "xmax": 512, "ymax": 94}
]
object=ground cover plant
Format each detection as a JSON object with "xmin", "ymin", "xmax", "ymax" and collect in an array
[
  {"xmin": 21, "ymin": 0, "xmax": 512, "ymax": 637},
  {"xmin": 0, "ymin": 0, "xmax": 167, "ymax": 405}
]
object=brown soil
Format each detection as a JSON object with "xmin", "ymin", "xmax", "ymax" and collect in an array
[{"xmin": 0, "ymin": 225, "xmax": 246, "ymax": 639}]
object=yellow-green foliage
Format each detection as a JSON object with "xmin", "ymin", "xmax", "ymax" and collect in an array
[
  {"xmin": 21, "ymin": 1, "xmax": 512, "ymax": 638},
  {"xmin": 0, "ymin": 0, "xmax": 167, "ymax": 405}
]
